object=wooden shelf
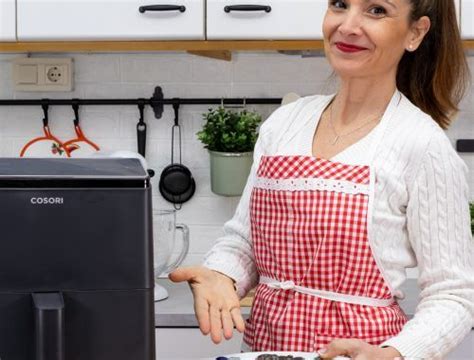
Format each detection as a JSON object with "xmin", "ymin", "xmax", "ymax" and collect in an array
[
  {"xmin": 0, "ymin": 40, "xmax": 326, "ymax": 53},
  {"xmin": 463, "ymin": 40, "xmax": 474, "ymax": 50},
  {"xmin": 0, "ymin": 39, "xmax": 471, "ymax": 61}
]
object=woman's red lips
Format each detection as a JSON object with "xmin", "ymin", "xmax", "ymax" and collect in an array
[{"xmin": 335, "ymin": 42, "xmax": 368, "ymax": 53}]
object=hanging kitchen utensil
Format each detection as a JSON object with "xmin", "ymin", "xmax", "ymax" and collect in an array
[
  {"xmin": 20, "ymin": 100, "xmax": 71, "ymax": 158},
  {"xmin": 62, "ymin": 99, "xmax": 100, "ymax": 157},
  {"xmin": 159, "ymin": 101, "xmax": 195, "ymax": 210},
  {"xmin": 134, "ymin": 99, "xmax": 155, "ymax": 178},
  {"xmin": 137, "ymin": 98, "xmax": 147, "ymax": 157}
]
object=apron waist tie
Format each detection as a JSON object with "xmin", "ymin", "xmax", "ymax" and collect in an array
[{"xmin": 259, "ymin": 276, "xmax": 394, "ymax": 307}]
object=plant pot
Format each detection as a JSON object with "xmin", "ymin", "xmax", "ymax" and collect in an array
[{"xmin": 209, "ymin": 150, "xmax": 253, "ymax": 196}]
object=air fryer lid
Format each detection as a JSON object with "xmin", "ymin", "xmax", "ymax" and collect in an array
[{"xmin": 0, "ymin": 158, "xmax": 148, "ymax": 185}]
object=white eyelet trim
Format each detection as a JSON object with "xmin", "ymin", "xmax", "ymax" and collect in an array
[{"xmin": 254, "ymin": 177, "xmax": 369, "ymax": 195}]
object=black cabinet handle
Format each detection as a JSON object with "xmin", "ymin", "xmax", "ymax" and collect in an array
[
  {"xmin": 139, "ymin": 5, "xmax": 186, "ymax": 13},
  {"xmin": 224, "ymin": 5, "xmax": 272, "ymax": 13}
]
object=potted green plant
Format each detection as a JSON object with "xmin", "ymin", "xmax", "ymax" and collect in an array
[{"xmin": 197, "ymin": 106, "xmax": 262, "ymax": 196}]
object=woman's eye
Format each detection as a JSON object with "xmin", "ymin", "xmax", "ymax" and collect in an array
[
  {"xmin": 330, "ymin": 0, "xmax": 346, "ymax": 9},
  {"xmin": 369, "ymin": 6, "xmax": 387, "ymax": 16}
]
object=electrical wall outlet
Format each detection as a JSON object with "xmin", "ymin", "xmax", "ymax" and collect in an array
[
  {"xmin": 13, "ymin": 57, "xmax": 74, "ymax": 92},
  {"xmin": 45, "ymin": 66, "xmax": 63, "ymax": 84}
]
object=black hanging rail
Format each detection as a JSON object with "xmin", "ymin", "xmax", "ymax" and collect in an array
[
  {"xmin": 0, "ymin": 86, "xmax": 283, "ymax": 120},
  {"xmin": 456, "ymin": 139, "xmax": 474, "ymax": 153},
  {"xmin": 0, "ymin": 98, "xmax": 283, "ymax": 107}
]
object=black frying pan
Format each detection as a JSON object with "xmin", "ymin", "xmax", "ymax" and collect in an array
[{"xmin": 159, "ymin": 104, "xmax": 195, "ymax": 209}]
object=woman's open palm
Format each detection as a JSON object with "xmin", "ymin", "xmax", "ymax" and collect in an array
[{"xmin": 169, "ymin": 266, "xmax": 245, "ymax": 344}]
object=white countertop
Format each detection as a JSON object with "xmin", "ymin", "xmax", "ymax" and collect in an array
[{"xmin": 154, "ymin": 278, "xmax": 421, "ymax": 328}]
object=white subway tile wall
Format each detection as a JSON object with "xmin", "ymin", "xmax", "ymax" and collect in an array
[{"xmin": 0, "ymin": 52, "xmax": 472, "ymax": 274}]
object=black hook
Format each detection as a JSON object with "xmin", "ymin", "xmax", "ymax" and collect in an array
[
  {"xmin": 172, "ymin": 98, "xmax": 180, "ymax": 126},
  {"xmin": 41, "ymin": 99, "xmax": 49, "ymax": 127},
  {"xmin": 137, "ymin": 98, "xmax": 145, "ymax": 125},
  {"xmin": 72, "ymin": 98, "xmax": 80, "ymax": 126}
]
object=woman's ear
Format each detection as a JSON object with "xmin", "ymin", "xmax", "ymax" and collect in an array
[{"xmin": 406, "ymin": 16, "xmax": 431, "ymax": 52}]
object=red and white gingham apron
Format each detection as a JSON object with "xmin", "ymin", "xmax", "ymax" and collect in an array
[{"xmin": 243, "ymin": 155, "xmax": 408, "ymax": 352}]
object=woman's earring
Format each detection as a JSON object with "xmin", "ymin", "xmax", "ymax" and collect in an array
[{"xmin": 408, "ymin": 44, "xmax": 414, "ymax": 51}]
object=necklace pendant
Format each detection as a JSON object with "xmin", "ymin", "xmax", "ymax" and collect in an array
[{"xmin": 331, "ymin": 135, "xmax": 339, "ymax": 145}]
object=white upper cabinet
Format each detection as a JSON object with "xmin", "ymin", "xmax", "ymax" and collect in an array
[
  {"xmin": 0, "ymin": 0, "xmax": 16, "ymax": 41},
  {"xmin": 17, "ymin": 0, "xmax": 205, "ymax": 41},
  {"xmin": 461, "ymin": 0, "xmax": 474, "ymax": 39},
  {"xmin": 206, "ymin": 0, "xmax": 327, "ymax": 40}
]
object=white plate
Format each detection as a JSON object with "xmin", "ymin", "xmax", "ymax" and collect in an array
[
  {"xmin": 89, "ymin": 150, "xmax": 148, "ymax": 169},
  {"xmin": 213, "ymin": 352, "xmax": 350, "ymax": 360}
]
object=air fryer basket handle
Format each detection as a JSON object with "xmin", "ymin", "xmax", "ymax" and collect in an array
[{"xmin": 32, "ymin": 292, "xmax": 65, "ymax": 360}]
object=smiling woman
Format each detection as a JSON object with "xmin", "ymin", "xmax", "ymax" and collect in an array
[
  {"xmin": 324, "ymin": 0, "xmax": 418, "ymax": 74},
  {"xmin": 324, "ymin": 0, "xmax": 468, "ymax": 130},
  {"xmin": 170, "ymin": 1, "xmax": 473, "ymax": 360}
]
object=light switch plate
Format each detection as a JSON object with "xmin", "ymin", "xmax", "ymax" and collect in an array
[{"xmin": 12, "ymin": 57, "xmax": 74, "ymax": 92}]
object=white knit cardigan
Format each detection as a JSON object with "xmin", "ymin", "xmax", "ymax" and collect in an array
[{"xmin": 203, "ymin": 90, "xmax": 474, "ymax": 359}]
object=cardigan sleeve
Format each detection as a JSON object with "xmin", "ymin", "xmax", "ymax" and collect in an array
[
  {"xmin": 202, "ymin": 101, "xmax": 298, "ymax": 299},
  {"xmin": 380, "ymin": 130, "xmax": 474, "ymax": 359}
]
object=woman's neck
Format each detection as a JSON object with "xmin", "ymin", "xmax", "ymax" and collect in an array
[{"xmin": 332, "ymin": 76, "xmax": 397, "ymax": 127}]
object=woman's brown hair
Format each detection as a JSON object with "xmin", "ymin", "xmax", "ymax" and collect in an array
[{"xmin": 397, "ymin": 0, "xmax": 470, "ymax": 129}]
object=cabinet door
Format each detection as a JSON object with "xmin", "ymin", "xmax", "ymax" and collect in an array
[
  {"xmin": 155, "ymin": 328, "xmax": 243, "ymax": 359},
  {"xmin": 461, "ymin": 0, "xmax": 474, "ymax": 38},
  {"xmin": 17, "ymin": 0, "xmax": 205, "ymax": 41},
  {"xmin": 0, "ymin": 0, "xmax": 16, "ymax": 41},
  {"xmin": 207, "ymin": 0, "xmax": 327, "ymax": 40}
]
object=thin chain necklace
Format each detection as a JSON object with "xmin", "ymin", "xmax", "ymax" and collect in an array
[{"xmin": 328, "ymin": 101, "xmax": 384, "ymax": 145}]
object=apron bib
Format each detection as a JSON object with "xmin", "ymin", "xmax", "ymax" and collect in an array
[{"xmin": 243, "ymin": 155, "xmax": 408, "ymax": 352}]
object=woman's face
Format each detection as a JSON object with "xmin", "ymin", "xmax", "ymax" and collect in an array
[{"xmin": 323, "ymin": 0, "xmax": 416, "ymax": 80}]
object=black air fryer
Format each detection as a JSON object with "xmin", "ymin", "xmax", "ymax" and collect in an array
[{"xmin": 0, "ymin": 158, "xmax": 155, "ymax": 360}]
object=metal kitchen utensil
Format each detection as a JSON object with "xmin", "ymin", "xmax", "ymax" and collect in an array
[
  {"xmin": 136, "ymin": 99, "xmax": 147, "ymax": 157},
  {"xmin": 159, "ymin": 102, "xmax": 195, "ymax": 209}
]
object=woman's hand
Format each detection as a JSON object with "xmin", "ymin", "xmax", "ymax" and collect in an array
[
  {"xmin": 319, "ymin": 339, "xmax": 402, "ymax": 360},
  {"xmin": 169, "ymin": 266, "xmax": 245, "ymax": 344}
]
